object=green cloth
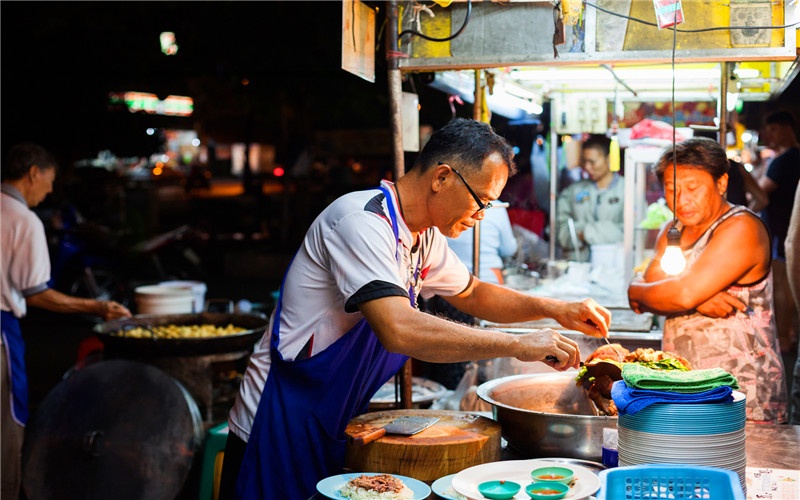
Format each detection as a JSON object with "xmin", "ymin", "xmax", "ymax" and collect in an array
[{"xmin": 622, "ymin": 363, "xmax": 740, "ymax": 393}]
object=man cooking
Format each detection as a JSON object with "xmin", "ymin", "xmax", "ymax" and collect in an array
[
  {"xmin": 1, "ymin": 143, "xmax": 131, "ymax": 499},
  {"xmin": 219, "ymin": 118, "xmax": 612, "ymax": 499}
]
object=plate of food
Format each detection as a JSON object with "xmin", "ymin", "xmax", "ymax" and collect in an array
[
  {"xmin": 451, "ymin": 460, "xmax": 600, "ymax": 500},
  {"xmin": 431, "ymin": 473, "xmax": 467, "ymax": 499},
  {"xmin": 316, "ymin": 472, "xmax": 431, "ymax": 499}
]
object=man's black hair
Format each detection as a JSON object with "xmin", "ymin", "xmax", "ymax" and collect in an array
[{"xmin": 3, "ymin": 143, "xmax": 58, "ymax": 180}]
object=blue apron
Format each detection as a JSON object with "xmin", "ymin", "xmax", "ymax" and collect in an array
[
  {"xmin": 236, "ymin": 186, "xmax": 410, "ymax": 499},
  {"xmin": 1, "ymin": 310, "xmax": 29, "ymax": 425}
]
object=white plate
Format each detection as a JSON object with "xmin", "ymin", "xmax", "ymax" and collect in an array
[
  {"xmin": 451, "ymin": 459, "xmax": 601, "ymax": 500},
  {"xmin": 432, "ymin": 473, "xmax": 468, "ymax": 500},
  {"xmin": 316, "ymin": 472, "xmax": 431, "ymax": 500}
]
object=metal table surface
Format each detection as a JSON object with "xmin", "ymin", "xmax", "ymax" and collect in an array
[
  {"xmin": 308, "ymin": 422, "xmax": 800, "ymax": 499},
  {"xmin": 744, "ymin": 422, "xmax": 800, "ymax": 469}
]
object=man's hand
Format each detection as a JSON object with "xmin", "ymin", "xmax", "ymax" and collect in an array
[
  {"xmin": 97, "ymin": 300, "xmax": 132, "ymax": 321},
  {"xmin": 514, "ymin": 328, "xmax": 581, "ymax": 370},
  {"xmin": 555, "ymin": 298, "xmax": 611, "ymax": 338},
  {"xmin": 695, "ymin": 291, "xmax": 747, "ymax": 318}
]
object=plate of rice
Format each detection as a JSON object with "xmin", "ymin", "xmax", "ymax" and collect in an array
[{"xmin": 316, "ymin": 472, "xmax": 431, "ymax": 500}]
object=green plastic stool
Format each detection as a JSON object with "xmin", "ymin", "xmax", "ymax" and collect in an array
[{"xmin": 198, "ymin": 422, "xmax": 229, "ymax": 500}]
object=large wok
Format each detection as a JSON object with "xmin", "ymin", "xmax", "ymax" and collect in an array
[
  {"xmin": 94, "ymin": 312, "xmax": 268, "ymax": 356},
  {"xmin": 477, "ymin": 372, "xmax": 616, "ymax": 461}
]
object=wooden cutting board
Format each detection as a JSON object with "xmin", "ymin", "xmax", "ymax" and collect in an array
[{"xmin": 344, "ymin": 409, "xmax": 501, "ymax": 482}]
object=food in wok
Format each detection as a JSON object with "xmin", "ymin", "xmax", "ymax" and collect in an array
[
  {"xmin": 575, "ymin": 344, "xmax": 692, "ymax": 416},
  {"xmin": 114, "ymin": 323, "xmax": 247, "ymax": 339}
]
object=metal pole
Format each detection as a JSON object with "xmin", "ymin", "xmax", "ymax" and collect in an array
[
  {"xmin": 549, "ymin": 122, "xmax": 558, "ymax": 263},
  {"xmin": 386, "ymin": 1, "xmax": 411, "ymax": 409},
  {"xmin": 720, "ymin": 62, "xmax": 729, "ymax": 150},
  {"xmin": 387, "ymin": 1, "xmax": 405, "ymax": 182},
  {"xmin": 472, "ymin": 69, "xmax": 482, "ymax": 278},
  {"xmin": 472, "ymin": 221, "xmax": 481, "ymax": 280},
  {"xmin": 473, "ymin": 69, "xmax": 482, "ymax": 121}
]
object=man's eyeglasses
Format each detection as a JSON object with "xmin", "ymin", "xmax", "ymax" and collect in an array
[{"xmin": 441, "ymin": 163, "xmax": 492, "ymax": 213}]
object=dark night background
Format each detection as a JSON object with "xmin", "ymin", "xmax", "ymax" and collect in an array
[{"xmin": 2, "ymin": 1, "xmax": 421, "ymax": 163}]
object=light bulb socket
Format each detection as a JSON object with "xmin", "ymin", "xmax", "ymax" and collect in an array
[{"xmin": 666, "ymin": 225, "xmax": 682, "ymax": 246}]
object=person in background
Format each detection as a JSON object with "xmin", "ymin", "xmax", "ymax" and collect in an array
[
  {"xmin": 757, "ymin": 110, "xmax": 800, "ymax": 376},
  {"xmin": 556, "ymin": 134, "xmax": 624, "ymax": 262},
  {"xmin": 726, "ymin": 158, "xmax": 768, "ymax": 210},
  {"xmin": 446, "ymin": 203, "xmax": 518, "ymax": 285},
  {"xmin": 785, "ymin": 182, "xmax": 800, "ymax": 424},
  {"xmin": 1, "ymin": 143, "xmax": 131, "ymax": 499},
  {"xmin": 219, "ymin": 118, "xmax": 612, "ymax": 500},
  {"xmin": 628, "ymin": 137, "xmax": 787, "ymax": 423}
]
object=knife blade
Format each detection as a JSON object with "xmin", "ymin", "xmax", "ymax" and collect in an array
[{"xmin": 348, "ymin": 416, "xmax": 440, "ymax": 446}]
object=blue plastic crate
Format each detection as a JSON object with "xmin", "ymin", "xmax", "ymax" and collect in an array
[{"xmin": 597, "ymin": 464, "xmax": 745, "ymax": 500}]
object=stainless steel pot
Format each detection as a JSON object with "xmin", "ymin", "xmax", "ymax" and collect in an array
[{"xmin": 476, "ymin": 372, "xmax": 616, "ymax": 461}]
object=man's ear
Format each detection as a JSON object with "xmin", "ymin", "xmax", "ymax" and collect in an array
[
  {"xmin": 431, "ymin": 163, "xmax": 450, "ymax": 194},
  {"xmin": 27, "ymin": 164, "xmax": 40, "ymax": 182}
]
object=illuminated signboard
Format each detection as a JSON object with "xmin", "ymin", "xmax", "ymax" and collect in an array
[{"xmin": 108, "ymin": 91, "xmax": 193, "ymax": 116}]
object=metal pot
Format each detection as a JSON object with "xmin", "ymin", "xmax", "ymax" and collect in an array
[
  {"xmin": 368, "ymin": 376, "xmax": 448, "ymax": 410},
  {"xmin": 94, "ymin": 312, "xmax": 268, "ymax": 356},
  {"xmin": 476, "ymin": 372, "xmax": 616, "ymax": 461}
]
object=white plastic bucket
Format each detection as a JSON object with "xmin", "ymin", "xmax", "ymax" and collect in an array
[
  {"xmin": 158, "ymin": 280, "xmax": 207, "ymax": 313},
  {"xmin": 566, "ymin": 261, "xmax": 591, "ymax": 284},
  {"xmin": 590, "ymin": 243, "xmax": 624, "ymax": 272},
  {"xmin": 134, "ymin": 285, "xmax": 194, "ymax": 315}
]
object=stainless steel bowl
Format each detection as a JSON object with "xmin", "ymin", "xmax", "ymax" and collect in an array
[{"xmin": 476, "ymin": 372, "xmax": 616, "ymax": 461}]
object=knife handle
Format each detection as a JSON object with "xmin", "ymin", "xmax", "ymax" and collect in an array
[{"xmin": 348, "ymin": 426, "xmax": 387, "ymax": 446}]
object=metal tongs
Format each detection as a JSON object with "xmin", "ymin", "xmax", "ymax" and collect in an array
[{"xmin": 567, "ymin": 217, "xmax": 582, "ymax": 262}]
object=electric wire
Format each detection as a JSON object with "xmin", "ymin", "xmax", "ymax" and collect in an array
[
  {"xmin": 583, "ymin": 0, "xmax": 800, "ymax": 33},
  {"xmin": 601, "ymin": 64, "xmax": 638, "ymax": 96},
  {"xmin": 671, "ymin": 12, "xmax": 678, "ymax": 230},
  {"xmin": 399, "ymin": 0, "xmax": 472, "ymax": 41}
]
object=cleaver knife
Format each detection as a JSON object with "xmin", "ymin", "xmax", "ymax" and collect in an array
[{"xmin": 348, "ymin": 416, "xmax": 440, "ymax": 446}]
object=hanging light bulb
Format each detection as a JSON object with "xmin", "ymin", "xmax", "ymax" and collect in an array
[{"xmin": 661, "ymin": 225, "xmax": 686, "ymax": 275}]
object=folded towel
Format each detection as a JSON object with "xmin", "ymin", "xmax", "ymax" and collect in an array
[
  {"xmin": 622, "ymin": 363, "xmax": 740, "ymax": 393},
  {"xmin": 611, "ymin": 380, "xmax": 735, "ymax": 416}
]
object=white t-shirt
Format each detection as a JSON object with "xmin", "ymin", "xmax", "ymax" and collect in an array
[
  {"xmin": 228, "ymin": 180, "xmax": 471, "ymax": 441},
  {"xmin": 1, "ymin": 185, "xmax": 52, "ymax": 321}
]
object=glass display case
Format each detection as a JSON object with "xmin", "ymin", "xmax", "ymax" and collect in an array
[{"xmin": 623, "ymin": 145, "xmax": 667, "ymax": 284}]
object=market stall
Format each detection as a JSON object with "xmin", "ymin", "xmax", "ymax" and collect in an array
[{"xmin": 311, "ymin": 2, "xmax": 800, "ymax": 499}]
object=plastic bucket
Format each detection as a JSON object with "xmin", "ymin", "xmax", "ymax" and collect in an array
[
  {"xmin": 134, "ymin": 285, "xmax": 194, "ymax": 315},
  {"xmin": 566, "ymin": 261, "xmax": 591, "ymax": 284},
  {"xmin": 590, "ymin": 243, "xmax": 624, "ymax": 272},
  {"xmin": 158, "ymin": 280, "xmax": 207, "ymax": 313}
]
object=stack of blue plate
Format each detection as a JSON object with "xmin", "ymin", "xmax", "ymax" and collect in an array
[{"xmin": 617, "ymin": 391, "xmax": 747, "ymax": 493}]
